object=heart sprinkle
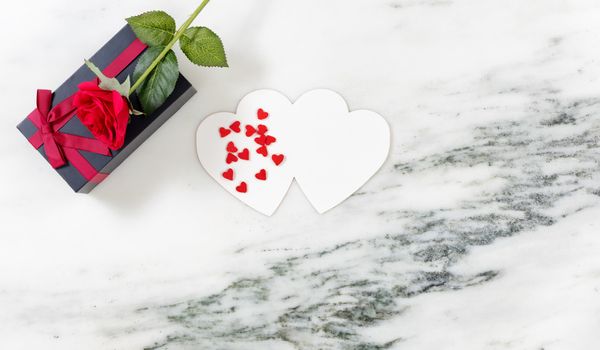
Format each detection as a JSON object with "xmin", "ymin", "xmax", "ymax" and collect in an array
[
  {"xmin": 255, "ymin": 169, "xmax": 267, "ymax": 181},
  {"xmin": 257, "ymin": 124, "xmax": 268, "ymax": 135},
  {"xmin": 257, "ymin": 108, "xmax": 269, "ymax": 120},
  {"xmin": 238, "ymin": 148, "xmax": 250, "ymax": 160},
  {"xmin": 226, "ymin": 141, "xmax": 238, "ymax": 153},
  {"xmin": 222, "ymin": 168, "xmax": 234, "ymax": 181},
  {"xmin": 229, "ymin": 121, "xmax": 241, "ymax": 133},
  {"xmin": 264, "ymin": 135, "xmax": 277, "ymax": 145},
  {"xmin": 245, "ymin": 125, "xmax": 256, "ymax": 137},
  {"xmin": 226, "ymin": 153, "xmax": 238, "ymax": 164},
  {"xmin": 272, "ymin": 154, "xmax": 284, "ymax": 166},
  {"xmin": 219, "ymin": 127, "xmax": 231, "ymax": 138},
  {"xmin": 257, "ymin": 145, "xmax": 268, "ymax": 157},
  {"xmin": 254, "ymin": 135, "xmax": 266, "ymax": 145},
  {"xmin": 236, "ymin": 181, "xmax": 247, "ymax": 193}
]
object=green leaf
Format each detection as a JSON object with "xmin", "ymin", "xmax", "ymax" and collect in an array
[
  {"xmin": 84, "ymin": 59, "xmax": 130, "ymax": 97},
  {"xmin": 126, "ymin": 11, "xmax": 176, "ymax": 47},
  {"xmin": 84, "ymin": 59, "xmax": 109, "ymax": 82},
  {"xmin": 180, "ymin": 26, "xmax": 228, "ymax": 67},
  {"xmin": 132, "ymin": 46, "xmax": 179, "ymax": 114}
]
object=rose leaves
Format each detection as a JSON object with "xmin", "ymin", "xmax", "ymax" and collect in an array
[
  {"xmin": 126, "ymin": 10, "xmax": 227, "ymax": 115},
  {"xmin": 180, "ymin": 27, "xmax": 228, "ymax": 67},
  {"xmin": 84, "ymin": 59, "xmax": 131, "ymax": 97},
  {"xmin": 132, "ymin": 47, "xmax": 179, "ymax": 114},
  {"xmin": 126, "ymin": 11, "xmax": 176, "ymax": 47}
]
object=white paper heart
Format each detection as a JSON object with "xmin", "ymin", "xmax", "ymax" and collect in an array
[{"xmin": 196, "ymin": 89, "xmax": 390, "ymax": 215}]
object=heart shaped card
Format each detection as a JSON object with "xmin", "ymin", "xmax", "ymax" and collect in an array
[{"xmin": 196, "ymin": 89, "xmax": 390, "ymax": 215}]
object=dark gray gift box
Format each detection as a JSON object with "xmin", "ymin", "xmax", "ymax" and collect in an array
[{"xmin": 17, "ymin": 25, "xmax": 196, "ymax": 193}]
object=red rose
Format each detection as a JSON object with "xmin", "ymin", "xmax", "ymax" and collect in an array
[{"xmin": 73, "ymin": 81, "xmax": 130, "ymax": 150}]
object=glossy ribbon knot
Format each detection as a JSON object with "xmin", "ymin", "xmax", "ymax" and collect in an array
[{"xmin": 29, "ymin": 89, "xmax": 111, "ymax": 169}]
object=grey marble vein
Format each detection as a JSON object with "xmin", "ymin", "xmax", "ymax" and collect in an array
[
  {"xmin": 140, "ymin": 89, "xmax": 600, "ymax": 349},
  {"xmin": 3, "ymin": 1, "xmax": 600, "ymax": 349}
]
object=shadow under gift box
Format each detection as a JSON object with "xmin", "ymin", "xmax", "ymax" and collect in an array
[{"xmin": 17, "ymin": 25, "xmax": 196, "ymax": 193}]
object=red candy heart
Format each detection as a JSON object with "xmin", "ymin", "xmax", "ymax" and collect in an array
[
  {"xmin": 245, "ymin": 125, "xmax": 256, "ymax": 137},
  {"xmin": 236, "ymin": 181, "xmax": 247, "ymax": 193},
  {"xmin": 257, "ymin": 124, "xmax": 268, "ymax": 135},
  {"xmin": 229, "ymin": 121, "xmax": 241, "ymax": 133},
  {"xmin": 226, "ymin": 141, "xmax": 238, "ymax": 153},
  {"xmin": 238, "ymin": 148, "xmax": 250, "ymax": 160},
  {"xmin": 255, "ymin": 169, "xmax": 267, "ymax": 181},
  {"xmin": 257, "ymin": 108, "xmax": 269, "ymax": 120},
  {"xmin": 254, "ymin": 135, "xmax": 267, "ymax": 145},
  {"xmin": 272, "ymin": 154, "xmax": 284, "ymax": 166},
  {"xmin": 257, "ymin": 145, "xmax": 268, "ymax": 157},
  {"xmin": 222, "ymin": 168, "xmax": 234, "ymax": 181},
  {"xmin": 219, "ymin": 127, "xmax": 231, "ymax": 138},
  {"xmin": 264, "ymin": 135, "xmax": 277, "ymax": 145},
  {"xmin": 226, "ymin": 153, "xmax": 238, "ymax": 164}
]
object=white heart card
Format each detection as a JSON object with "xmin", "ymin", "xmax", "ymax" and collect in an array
[{"xmin": 196, "ymin": 89, "xmax": 390, "ymax": 215}]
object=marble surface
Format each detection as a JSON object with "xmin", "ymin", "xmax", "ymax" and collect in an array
[{"xmin": 1, "ymin": 0, "xmax": 600, "ymax": 349}]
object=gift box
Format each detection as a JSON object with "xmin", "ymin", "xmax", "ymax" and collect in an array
[{"xmin": 17, "ymin": 25, "xmax": 196, "ymax": 193}]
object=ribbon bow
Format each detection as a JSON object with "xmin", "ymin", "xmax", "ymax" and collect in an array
[{"xmin": 27, "ymin": 90, "xmax": 111, "ymax": 170}]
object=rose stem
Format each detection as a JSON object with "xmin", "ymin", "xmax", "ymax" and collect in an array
[{"xmin": 128, "ymin": 0, "xmax": 211, "ymax": 96}]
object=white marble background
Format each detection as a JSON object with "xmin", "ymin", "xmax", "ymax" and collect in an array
[{"xmin": 1, "ymin": 0, "xmax": 600, "ymax": 349}]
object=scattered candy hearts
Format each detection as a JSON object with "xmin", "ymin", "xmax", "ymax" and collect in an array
[
  {"xmin": 196, "ymin": 89, "xmax": 390, "ymax": 215},
  {"xmin": 264, "ymin": 135, "xmax": 276, "ymax": 146},
  {"xmin": 236, "ymin": 181, "xmax": 247, "ymax": 193},
  {"xmin": 238, "ymin": 148, "xmax": 250, "ymax": 160},
  {"xmin": 257, "ymin": 124, "xmax": 268, "ymax": 135},
  {"xmin": 256, "ymin": 145, "xmax": 268, "ymax": 157},
  {"xmin": 272, "ymin": 154, "xmax": 284, "ymax": 166},
  {"xmin": 229, "ymin": 121, "xmax": 241, "ymax": 133},
  {"xmin": 257, "ymin": 108, "xmax": 269, "ymax": 120},
  {"xmin": 245, "ymin": 125, "xmax": 256, "ymax": 137},
  {"xmin": 222, "ymin": 168, "xmax": 234, "ymax": 181},
  {"xmin": 255, "ymin": 169, "xmax": 267, "ymax": 180},
  {"xmin": 226, "ymin": 153, "xmax": 238, "ymax": 164},
  {"xmin": 226, "ymin": 141, "xmax": 238, "ymax": 153},
  {"xmin": 219, "ymin": 127, "xmax": 231, "ymax": 138}
]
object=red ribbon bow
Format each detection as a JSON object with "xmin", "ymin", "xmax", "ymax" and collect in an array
[{"xmin": 31, "ymin": 90, "xmax": 111, "ymax": 169}]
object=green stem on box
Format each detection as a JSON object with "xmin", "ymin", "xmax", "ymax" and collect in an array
[{"xmin": 128, "ymin": 0, "xmax": 211, "ymax": 96}]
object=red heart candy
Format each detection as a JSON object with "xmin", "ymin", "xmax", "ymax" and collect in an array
[
  {"xmin": 254, "ymin": 135, "xmax": 267, "ymax": 145},
  {"xmin": 245, "ymin": 125, "xmax": 256, "ymax": 137},
  {"xmin": 256, "ymin": 145, "xmax": 268, "ymax": 157},
  {"xmin": 226, "ymin": 153, "xmax": 238, "ymax": 164},
  {"xmin": 226, "ymin": 141, "xmax": 238, "ymax": 153},
  {"xmin": 219, "ymin": 127, "xmax": 231, "ymax": 138},
  {"xmin": 272, "ymin": 154, "xmax": 284, "ymax": 166},
  {"xmin": 222, "ymin": 168, "xmax": 234, "ymax": 181},
  {"xmin": 257, "ymin": 124, "xmax": 268, "ymax": 135},
  {"xmin": 236, "ymin": 181, "xmax": 247, "ymax": 193},
  {"xmin": 255, "ymin": 169, "xmax": 267, "ymax": 181},
  {"xmin": 229, "ymin": 121, "xmax": 241, "ymax": 133},
  {"xmin": 264, "ymin": 135, "xmax": 277, "ymax": 145},
  {"xmin": 238, "ymin": 148, "xmax": 250, "ymax": 160},
  {"xmin": 257, "ymin": 108, "xmax": 269, "ymax": 120}
]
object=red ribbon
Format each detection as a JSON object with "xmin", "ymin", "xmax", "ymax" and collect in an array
[{"xmin": 26, "ymin": 38, "xmax": 147, "ymax": 182}]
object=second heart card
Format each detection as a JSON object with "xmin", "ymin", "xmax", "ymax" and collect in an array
[{"xmin": 196, "ymin": 89, "xmax": 390, "ymax": 215}]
